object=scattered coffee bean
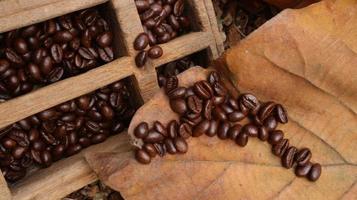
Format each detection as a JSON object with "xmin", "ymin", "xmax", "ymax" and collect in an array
[
  {"xmin": 192, "ymin": 119, "xmax": 210, "ymax": 137},
  {"xmin": 258, "ymin": 126, "xmax": 269, "ymax": 141},
  {"xmin": 217, "ymin": 121, "xmax": 230, "ymax": 140},
  {"xmin": 178, "ymin": 122, "xmax": 191, "ymax": 139},
  {"xmin": 295, "ymin": 148, "xmax": 312, "ymax": 166},
  {"xmin": 243, "ymin": 124, "xmax": 258, "ymax": 137},
  {"xmin": 268, "ymin": 130, "xmax": 284, "ymax": 145},
  {"xmin": 206, "ymin": 120, "xmax": 218, "ymax": 137},
  {"xmin": 275, "ymin": 104, "xmax": 288, "ymax": 124},
  {"xmin": 282, "ymin": 146, "xmax": 297, "ymax": 168},
  {"xmin": 308, "ymin": 163, "xmax": 321, "ymax": 181},
  {"xmin": 143, "ymin": 143, "xmax": 157, "ymax": 158},
  {"xmin": 134, "ymin": 122, "xmax": 149, "ymax": 138},
  {"xmin": 170, "ymin": 98, "xmax": 187, "ymax": 115},
  {"xmin": 295, "ymin": 162, "xmax": 312, "ymax": 177},
  {"xmin": 228, "ymin": 124, "xmax": 242, "ymax": 140},
  {"xmin": 236, "ymin": 132, "xmax": 249, "ymax": 147},
  {"xmin": 164, "ymin": 138, "xmax": 177, "ymax": 154},
  {"xmin": 134, "ymin": 33, "xmax": 149, "ymax": 50},
  {"xmin": 135, "ymin": 51, "xmax": 147, "ymax": 68},
  {"xmin": 187, "ymin": 95, "xmax": 202, "ymax": 114},
  {"xmin": 135, "ymin": 149, "xmax": 151, "ymax": 164},
  {"xmin": 264, "ymin": 116, "xmax": 278, "ymax": 131},
  {"xmin": 144, "ymin": 130, "xmax": 164, "ymax": 143},
  {"xmin": 168, "ymin": 87, "xmax": 186, "ymax": 99},
  {"xmin": 148, "ymin": 46, "xmax": 163, "ymax": 59},
  {"xmin": 174, "ymin": 137, "xmax": 188, "ymax": 153}
]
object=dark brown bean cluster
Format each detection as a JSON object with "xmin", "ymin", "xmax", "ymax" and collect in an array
[
  {"xmin": 133, "ymin": 0, "xmax": 191, "ymax": 67},
  {"xmin": 0, "ymin": 80, "xmax": 135, "ymax": 183},
  {"xmin": 0, "ymin": 8, "xmax": 115, "ymax": 101},
  {"xmin": 134, "ymin": 71, "xmax": 321, "ymax": 182}
]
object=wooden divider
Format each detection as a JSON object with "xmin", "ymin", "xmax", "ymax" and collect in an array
[{"xmin": 0, "ymin": 0, "xmax": 223, "ymax": 199}]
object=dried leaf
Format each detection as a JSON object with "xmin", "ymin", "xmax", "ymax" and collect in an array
[{"xmin": 86, "ymin": 1, "xmax": 357, "ymax": 199}]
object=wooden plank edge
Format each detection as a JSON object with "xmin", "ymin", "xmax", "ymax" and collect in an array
[
  {"xmin": 11, "ymin": 133, "xmax": 132, "ymax": 200},
  {"xmin": 0, "ymin": 57, "xmax": 134, "ymax": 129},
  {"xmin": 0, "ymin": 0, "xmax": 108, "ymax": 33},
  {"xmin": 0, "ymin": 171, "xmax": 11, "ymax": 200}
]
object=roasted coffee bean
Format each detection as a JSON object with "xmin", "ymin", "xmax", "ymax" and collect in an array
[
  {"xmin": 96, "ymin": 32, "xmax": 113, "ymax": 47},
  {"xmin": 14, "ymin": 38, "xmax": 29, "ymax": 54},
  {"xmin": 243, "ymin": 124, "xmax": 258, "ymax": 137},
  {"xmin": 258, "ymin": 126, "xmax": 269, "ymax": 141},
  {"xmin": 8, "ymin": 130, "xmax": 30, "ymax": 147},
  {"xmin": 86, "ymin": 121, "xmax": 100, "ymax": 133},
  {"xmin": 167, "ymin": 120, "xmax": 178, "ymax": 138},
  {"xmin": 239, "ymin": 93, "xmax": 260, "ymax": 112},
  {"xmin": 12, "ymin": 146, "xmax": 27, "ymax": 159},
  {"xmin": 143, "ymin": 143, "xmax": 157, "ymax": 158},
  {"xmin": 5, "ymin": 48, "xmax": 24, "ymax": 66},
  {"xmin": 164, "ymin": 138, "xmax": 177, "ymax": 154},
  {"xmin": 173, "ymin": 0, "xmax": 184, "ymax": 16},
  {"xmin": 187, "ymin": 95, "xmax": 202, "ymax": 113},
  {"xmin": 40, "ymin": 130, "xmax": 59, "ymax": 146},
  {"xmin": 264, "ymin": 116, "xmax": 278, "ymax": 131},
  {"xmin": 228, "ymin": 98, "xmax": 239, "ymax": 110},
  {"xmin": 170, "ymin": 98, "xmax": 187, "ymax": 115},
  {"xmin": 168, "ymin": 15, "xmax": 180, "ymax": 30},
  {"xmin": 47, "ymin": 67, "xmax": 64, "ymax": 83},
  {"xmin": 78, "ymin": 137, "xmax": 91, "ymax": 148},
  {"xmin": 63, "ymin": 141, "xmax": 80, "ymax": 155},
  {"xmin": 295, "ymin": 162, "xmax": 312, "ymax": 177},
  {"xmin": 268, "ymin": 130, "xmax": 284, "ymax": 145},
  {"xmin": 135, "ymin": 149, "xmax": 151, "ymax": 164},
  {"xmin": 228, "ymin": 111, "xmax": 245, "ymax": 122},
  {"xmin": 27, "ymin": 63, "xmax": 42, "ymax": 81},
  {"xmin": 282, "ymin": 146, "xmax": 297, "ymax": 168},
  {"xmin": 136, "ymin": 0, "xmax": 150, "ymax": 13},
  {"xmin": 144, "ymin": 130, "xmax": 164, "ymax": 143},
  {"xmin": 193, "ymin": 81, "xmax": 213, "ymax": 100},
  {"xmin": 212, "ymin": 96, "xmax": 226, "ymax": 105},
  {"xmin": 135, "ymin": 50, "xmax": 147, "ymax": 68},
  {"xmin": 165, "ymin": 76, "xmax": 178, "ymax": 93},
  {"xmin": 192, "ymin": 119, "xmax": 210, "ymax": 137},
  {"xmin": 168, "ymin": 87, "xmax": 187, "ymax": 99},
  {"xmin": 32, "ymin": 140, "xmax": 46, "ymax": 151},
  {"xmin": 41, "ymin": 150, "xmax": 52, "ymax": 167},
  {"xmin": 134, "ymin": 122, "xmax": 149, "ymax": 138},
  {"xmin": 100, "ymin": 105, "xmax": 114, "ymax": 120},
  {"xmin": 212, "ymin": 82, "xmax": 227, "ymax": 96},
  {"xmin": 52, "ymin": 144, "xmax": 65, "ymax": 160},
  {"xmin": 258, "ymin": 101, "xmax": 276, "ymax": 122},
  {"xmin": 0, "ymin": 59, "xmax": 10, "ymax": 74},
  {"xmin": 307, "ymin": 163, "xmax": 321, "ymax": 181},
  {"xmin": 295, "ymin": 148, "xmax": 312, "ymax": 166},
  {"xmin": 154, "ymin": 121, "xmax": 167, "ymax": 137},
  {"xmin": 153, "ymin": 143, "xmax": 166, "ymax": 157},
  {"xmin": 134, "ymin": 33, "xmax": 149, "ymax": 51},
  {"xmin": 272, "ymin": 139, "xmax": 289, "ymax": 157},
  {"xmin": 50, "ymin": 44, "xmax": 63, "ymax": 63},
  {"xmin": 174, "ymin": 137, "xmax": 188, "ymax": 153},
  {"xmin": 236, "ymin": 132, "xmax": 249, "ymax": 147},
  {"xmin": 275, "ymin": 104, "xmax": 288, "ymax": 124},
  {"xmin": 202, "ymin": 99, "xmax": 213, "ymax": 120},
  {"xmin": 54, "ymin": 30, "xmax": 73, "ymax": 43},
  {"xmin": 212, "ymin": 106, "xmax": 227, "ymax": 121},
  {"xmin": 217, "ymin": 121, "xmax": 230, "ymax": 140},
  {"xmin": 179, "ymin": 122, "xmax": 191, "ymax": 139},
  {"xmin": 181, "ymin": 115, "xmax": 202, "ymax": 127},
  {"xmin": 2, "ymin": 138, "xmax": 17, "ymax": 149},
  {"xmin": 98, "ymin": 47, "xmax": 114, "ymax": 62},
  {"xmin": 228, "ymin": 124, "xmax": 242, "ymax": 140},
  {"xmin": 91, "ymin": 134, "xmax": 107, "ymax": 144},
  {"xmin": 148, "ymin": 46, "xmax": 163, "ymax": 59},
  {"xmin": 40, "ymin": 56, "xmax": 54, "ymax": 75},
  {"xmin": 208, "ymin": 71, "xmax": 220, "ymax": 85},
  {"xmin": 221, "ymin": 104, "xmax": 234, "ymax": 114}
]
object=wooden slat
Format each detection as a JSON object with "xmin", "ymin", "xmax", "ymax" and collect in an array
[
  {"xmin": 0, "ymin": 57, "xmax": 134, "ymax": 129},
  {"xmin": 152, "ymin": 32, "xmax": 214, "ymax": 67},
  {"xmin": 0, "ymin": 0, "xmax": 108, "ymax": 33},
  {"xmin": 0, "ymin": 171, "xmax": 11, "ymax": 200},
  {"xmin": 11, "ymin": 133, "xmax": 132, "ymax": 200}
]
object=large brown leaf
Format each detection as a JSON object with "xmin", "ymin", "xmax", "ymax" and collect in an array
[{"xmin": 86, "ymin": 1, "xmax": 357, "ymax": 199}]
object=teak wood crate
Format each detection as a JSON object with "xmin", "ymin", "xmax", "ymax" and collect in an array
[{"xmin": 0, "ymin": 0, "xmax": 223, "ymax": 199}]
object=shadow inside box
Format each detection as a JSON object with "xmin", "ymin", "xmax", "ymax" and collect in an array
[
  {"xmin": 156, "ymin": 48, "xmax": 210, "ymax": 87},
  {"xmin": 0, "ymin": 1, "xmax": 126, "ymax": 102},
  {"xmin": 0, "ymin": 75, "xmax": 142, "ymax": 185}
]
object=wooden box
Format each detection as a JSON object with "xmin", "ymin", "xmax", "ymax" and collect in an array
[{"xmin": 0, "ymin": 0, "xmax": 223, "ymax": 199}]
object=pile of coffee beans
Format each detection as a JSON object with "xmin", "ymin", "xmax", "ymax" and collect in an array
[
  {"xmin": 157, "ymin": 56, "xmax": 197, "ymax": 87},
  {"xmin": 0, "ymin": 8, "xmax": 115, "ymax": 101},
  {"xmin": 0, "ymin": 80, "xmax": 136, "ymax": 183},
  {"xmin": 134, "ymin": 71, "xmax": 322, "ymax": 182},
  {"xmin": 133, "ymin": 0, "xmax": 191, "ymax": 67}
]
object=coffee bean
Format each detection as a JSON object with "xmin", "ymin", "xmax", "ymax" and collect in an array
[
  {"xmin": 32, "ymin": 140, "xmax": 46, "ymax": 151},
  {"xmin": 168, "ymin": 87, "xmax": 187, "ymax": 99},
  {"xmin": 174, "ymin": 137, "xmax": 188, "ymax": 153},
  {"xmin": 217, "ymin": 121, "xmax": 230, "ymax": 140},
  {"xmin": 228, "ymin": 124, "xmax": 242, "ymax": 140},
  {"xmin": 258, "ymin": 101, "xmax": 276, "ymax": 122},
  {"xmin": 308, "ymin": 163, "xmax": 321, "ymax": 181},
  {"xmin": 165, "ymin": 76, "xmax": 178, "ymax": 93},
  {"xmin": 148, "ymin": 46, "xmax": 163, "ymax": 59},
  {"xmin": 134, "ymin": 33, "xmax": 149, "ymax": 51},
  {"xmin": 168, "ymin": 15, "xmax": 180, "ymax": 30},
  {"xmin": 212, "ymin": 96, "xmax": 226, "ymax": 105},
  {"xmin": 282, "ymin": 146, "xmax": 297, "ymax": 168},
  {"xmin": 268, "ymin": 130, "xmax": 284, "ymax": 145},
  {"xmin": 144, "ymin": 130, "xmax": 164, "ymax": 143},
  {"xmin": 187, "ymin": 95, "xmax": 202, "ymax": 113},
  {"xmin": 212, "ymin": 82, "xmax": 227, "ymax": 96},
  {"xmin": 154, "ymin": 121, "xmax": 167, "ymax": 137},
  {"xmin": 227, "ymin": 98, "xmax": 239, "ymax": 110},
  {"xmin": 153, "ymin": 143, "xmax": 166, "ymax": 157},
  {"xmin": 100, "ymin": 105, "xmax": 114, "ymax": 120},
  {"xmin": 135, "ymin": 51, "xmax": 147, "ymax": 68},
  {"xmin": 264, "ymin": 116, "xmax": 277, "ymax": 131},
  {"xmin": 243, "ymin": 124, "xmax": 258, "ymax": 137},
  {"xmin": 14, "ymin": 38, "xmax": 29, "ymax": 54},
  {"xmin": 40, "ymin": 56, "xmax": 54, "ymax": 75},
  {"xmin": 272, "ymin": 139, "xmax": 289, "ymax": 157},
  {"xmin": 221, "ymin": 104, "xmax": 234, "ymax": 114},
  {"xmin": 136, "ymin": 0, "xmax": 150, "ymax": 13},
  {"xmin": 173, "ymin": 0, "xmax": 184, "ymax": 16},
  {"xmin": 179, "ymin": 122, "xmax": 191, "ymax": 139},
  {"xmin": 96, "ymin": 31, "xmax": 113, "ymax": 47},
  {"xmin": 0, "ymin": 59, "xmax": 10, "ymax": 74},
  {"xmin": 41, "ymin": 150, "xmax": 52, "ymax": 167},
  {"xmin": 143, "ymin": 143, "xmax": 157, "ymax": 158},
  {"xmin": 295, "ymin": 162, "xmax": 312, "ymax": 177},
  {"xmin": 239, "ymin": 93, "xmax": 260, "ymax": 113},
  {"xmin": 202, "ymin": 99, "xmax": 213, "ymax": 120},
  {"xmin": 167, "ymin": 120, "xmax": 178, "ymax": 138},
  {"xmin": 135, "ymin": 149, "xmax": 151, "ymax": 164},
  {"xmin": 8, "ymin": 130, "xmax": 30, "ymax": 147},
  {"xmin": 12, "ymin": 146, "xmax": 27, "ymax": 159},
  {"xmin": 98, "ymin": 47, "xmax": 114, "ymax": 62},
  {"xmin": 54, "ymin": 31, "xmax": 73, "ymax": 43},
  {"xmin": 91, "ymin": 134, "xmax": 107, "ymax": 144},
  {"xmin": 236, "ymin": 132, "xmax": 249, "ymax": 147},
  {"xmin": 52, "ymin": 144, "xmax": 65, "ymax": 160},
  {"xmin": 212, "ymin": 106, "xmax": 227, "ymax": 121},
  {"xmin": 192, "ymin": 119, "xmax": 210, "ymax": 137},
  {"xmin": 78, "ymin": 137, "xmax": 91, "ymax": 148},
  {"xmin": 5, "ymin": 48, "xmax": 24, "ymax": 65},
  {"xmin": 275, "ymin": 104, "xmax": 288, "ymax": 124},
  {"xmin": 66, "ymin": 144, "xmax": 82, "ymax": 156},
  {"xmin": 134, "ymin": 122, "xmax": 149, "ymax": 138},
  {"xmin": 47, "ymin": 67, "xmax": 64, "ymax": 83},
  {"xmin": 193, "ymin": 81, "xmax": 213, "ymax": 100},
  {"xmin": 164, "ymin": 138, "xmax": 177, "ymax": 154},
  {"xmin": 228, "ymin": 111, "xmax": 245, "ymax": 122},
  {"xmin": 170, "ymin": 98, "xmax": 187, "ymax": 115},
  {"xmin": 295, "ymin": 148, "xmax": 312, "ymax": 166},
  {"xmin": 2, "ymin": 138, "xmax": 17, "ymax": 149},
  {"xmin": 258, "ymin": 126, "xmax": 269, "ymax": 141}
]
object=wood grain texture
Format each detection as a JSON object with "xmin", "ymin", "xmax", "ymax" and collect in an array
[
  {"xmin": 0, "ymin": 172, "xmax": 11, "ymax": 200},
  {"xmin": 11, "ymin": 133, "xmax": 132, "ymax": 200},
  {"xmin": 0, "ymin": 57, "xmax": 133, "ymax": 129},
  {"xmin": 0, "ymin": 0, "xmax": 108, "ymax": 33}
]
